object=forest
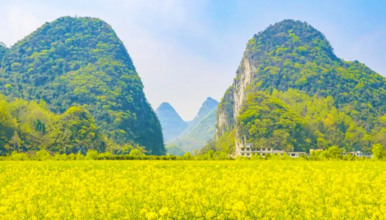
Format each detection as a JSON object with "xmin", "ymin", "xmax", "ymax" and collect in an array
[
  {"xmin": 2, "ymin": 18, "xmax": 386, "ymax": 158},
  {"xmin": 0, "ymin": 16, "xmax": 164, "ymax": 156},
  {"xmin": 0, "ymin": 95, "xmax": 152, "ymax": 156},
  {"xmin": 213, "ymin": 20, "xmax": 386, "ymax": 155}
]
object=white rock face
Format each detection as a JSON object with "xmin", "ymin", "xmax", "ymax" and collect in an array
[
  {"xmin": 215, "ymin": 53, "xmax": 255, "ymax": 152},
  {"xmin": 215, "ymin": 88, "xmax": 234, "ymax": 139},
  {"xmin": 233, "ymin": 55, "xmax": 254, "ymax": 120},
  {"xmin": 216, "ymin": 109, "xmax": 229, "ymax": 138}
]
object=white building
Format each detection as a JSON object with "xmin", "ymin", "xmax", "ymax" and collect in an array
[
  {"xmin": 237, "ymin": 142, "xmax": 306, "ymax": 158},
  {"xmin": 342, "ymin": 151, "xmax": 372, "ymax": 158}
]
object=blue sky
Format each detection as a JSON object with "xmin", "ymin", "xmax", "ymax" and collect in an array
[{"xmin": 1, "ymin": 0, "xmax": 386, "ymax": 120}]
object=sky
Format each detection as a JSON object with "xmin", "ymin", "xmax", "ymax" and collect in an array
[{"xmin": 1, "ymin": 0, "xmax": 386, "ymax": 120}]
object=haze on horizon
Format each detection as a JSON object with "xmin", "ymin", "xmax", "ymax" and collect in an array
[{"xmin": 1, "ymin": 0, "xmax": 385, "ymax": 120}]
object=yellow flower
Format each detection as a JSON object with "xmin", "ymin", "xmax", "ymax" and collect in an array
[{"xmin": 0, "ymin": 160, "xmax": 384, "ymax": 219}]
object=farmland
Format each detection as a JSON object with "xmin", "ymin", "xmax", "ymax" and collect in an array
[{"xmin": 0, "ymin": 161, "xmax": 385, "ymax": 219}]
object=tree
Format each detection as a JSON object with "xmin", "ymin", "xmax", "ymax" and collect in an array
[
  {"xmin": 9, "ymin": 131, "xmax": 21, "ymax": 151},
  {"xmin": 50, "ymin": 106, "xmax": 105, "ymax": 153},
  {"xmin": 0, "ymin": 16, "xmax": 165, "ymax": 155},
  {"xmin": 237, "ymin": 92, "xmax": 306, "ymax": 151},
  {"xmin": 372, "ymin": 143, "xmax": 384, "ymax": 160},
  {"xmin": 326, "ymin": 146, "xmax": 342, "ymax": 159},
  {"xmin": 86, "ymin": 150, "xmax": 99, "ymax": 160},
  {"xmin": 182, "ymin": 152, "xmax": 191, "ymax": 160},
  {"xmin": 35, "ymin": 149, "xmax": 51, "ymax": 160},
  {"xmin": 129, "ymin": 149, "xmax": 144, "ymax": 157}
]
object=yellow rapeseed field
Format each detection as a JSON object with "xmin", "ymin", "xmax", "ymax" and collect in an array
[{"xmin": 0, "ymin": 161, "xmax": 385, "ymax": 219}]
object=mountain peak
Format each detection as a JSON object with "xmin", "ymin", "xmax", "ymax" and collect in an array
[
  {"xmin": 157, "ymin": 102, "xmax": 174, "ymax": 111},
  {"xmin": 204, "ymin": 97, "xmax": 217, "ymax": 104},
  {"xmin": 247, "ymin": 19, "xmax": 336, "ymax": 61},
  {"xmin": 0, "ymin": 16, "xmax": 165, "ymax": 155},
  {"xmin": 156, "ymin": 102, "xmax": 187, "ymax": 142},
  {"xmin": 167, "ymin": 97, "xmax": 219, "ymax": 152},
  {"xmin": 216, "ymin": 19, "xmax": 386, "ymax": 154},
  {"xmin": 200, "ymin": 97, "xmax": 218, "ymax": 114},
  {"xmin": 183, "ymin": 97, "xmax": 218, "ymax": 133}
]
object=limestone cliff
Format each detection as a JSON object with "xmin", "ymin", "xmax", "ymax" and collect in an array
[{"xmin": 215, "ymin": 19, "xmax": 386, "ymax": 154}]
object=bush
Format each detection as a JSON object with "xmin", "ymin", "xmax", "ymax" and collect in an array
[
  {"xmin": 372, "ymin": 143, "xmax": 385, "ymax": 160},
  {"xmin": 34, "ymin": 149, "xmax": 52, "ymax": 161},
  {"xmin": 76, "ymin": 152, "xmax": 85, "ymax": 160},
  {"xmin": 86, "ymin": 150, "xmax": 99, "ymax": 160},
  {"xmin": 9, "ymin": 152, "xmax": 28, "ymax": 161},
  {"xmin": 129, "ymin": 149, "xmax": 145, "ymax": 157}
]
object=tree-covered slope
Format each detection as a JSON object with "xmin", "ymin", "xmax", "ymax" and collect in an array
[
  {"xmin": 243, "ymin": 19, "xmax": 386, "ymax": 121},
  {"xmin": 156, "ymin": 102, "xmax": 187, "ymax": 142},
  {"xmin": 216, "ymin": 19, "xmax": 386, "ymax": 153},
  {"xmin": 0, "ymin": 95, "xmax": 106, "ymax": 155},
  {"xmin": 0, "ymin": 16, "xmax": 164, "ymax": 155},
  {"xmin": 168, "ymin": 98, "xmax": 218, "ymax": 153}
]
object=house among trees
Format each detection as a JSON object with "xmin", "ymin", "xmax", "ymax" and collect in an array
[
  {"xmin": 237, "ymin": 141, "xmax": 306, "ymax": 158},
  {"xmin": 341, "ymin": 151, "xmax": 372, "ymax": 158}
]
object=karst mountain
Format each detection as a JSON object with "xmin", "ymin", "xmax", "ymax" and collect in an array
[{"xmin": 0, "ymin": 16, "xmax": 164, "ymax": 155}]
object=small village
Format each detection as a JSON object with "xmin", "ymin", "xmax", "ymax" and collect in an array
[{"xmin": 236, "ymin": 142, "xmax": 373, "ymax": 158}]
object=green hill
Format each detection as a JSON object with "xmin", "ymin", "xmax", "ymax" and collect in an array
[
  {"xmin": 0, "ymin": 96, "xmax": 105, "ymax": 154},
  {"xmin": 156, "ymin": 102, "xmax": 187, "ymax": 142},
  {"xmin": 0, "ymin": 16, "xmax": 164, "ymax": 155},
  {"xmin": 178, "ymin": 97, "xmax": 218, "ymax": 137},
  {"xmin": 168, "ymin": 98, "xmax": 218, "ymax": 153},
  {"xmin": 215, "ymin": 20, "xmax": 386, "ymax": 154}
]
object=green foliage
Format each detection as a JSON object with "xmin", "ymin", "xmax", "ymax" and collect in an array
[
  {"xmin": 372, "ymin": 143, "xmax": 385, "ymax": 160},
  {"xmin": 9, "ymin": 151, "xmax": 28, "ymax": 161},
  {"xmin": 215, "ymin": 129, "xmax": 236, "ymax": 153},
  {"xmin": 325, "ymin": 146, "xmax": 342, "ymax": 159},
  {"xmin": 0, "ymin": 16, "xmax": 164, "ymax": 155},
  {"xmin": 245, "ymin": 20, "xmax": 386, "ymax": 125},
  {"xmin": 76, "ymin": 152, "xmax": 85, "ymax": 160},
  {"xmin": 50, "ymin": 106, "xmax": 105, "ymax": 153},
  {"xmin": 216, "ymin": 19, "xmax": 386, "ymax": 154},
  {"xmin": 182, "ymin": 152, "xmax": 191, "ymax": 160},
  {"xmin": 35, "ymin": 149, "xmax": 52, "ymax": 161},
  {"xmin": 86, "ymin": 150, "xmax": 99, "ymax": 160},
  {"xmin": 0, "ymin": 96, "xmax": 109, "ymax": 155},
  {"xmin": 128, "ymin": 149, "xmax": 145, "ymax": 157},
  {"xmin": 166, "ymin": 145, "xmax": 185, "ymax": 156},
  {"xmin": 238, "ymin": 92, "xmax": 306, "ymax": 152},
  {"xmin": 234, "ymin": 89, "xmax": 379, "ymax": 153}
]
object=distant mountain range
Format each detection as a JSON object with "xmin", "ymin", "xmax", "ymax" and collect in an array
[
  {"xmin": 156, "ymin": 97, "xmax": 218, "ymax": 154},
  {"xmin": 155, "ymin": 103, "xmax": 188, "ymax": 142}
]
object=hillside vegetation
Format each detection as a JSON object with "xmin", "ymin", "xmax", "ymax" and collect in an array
[
  {"xmin": 0, "ymin": 16, "xmax": 164, "ymax": 155},
  {"xmin": 215, "ymin": 20, "xmax": 386, "ymax": 154}
]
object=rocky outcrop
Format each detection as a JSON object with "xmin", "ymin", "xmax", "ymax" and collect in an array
[{"xmin": 215, "ymin": 53, "xmax": 255, "ymax": 142}]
